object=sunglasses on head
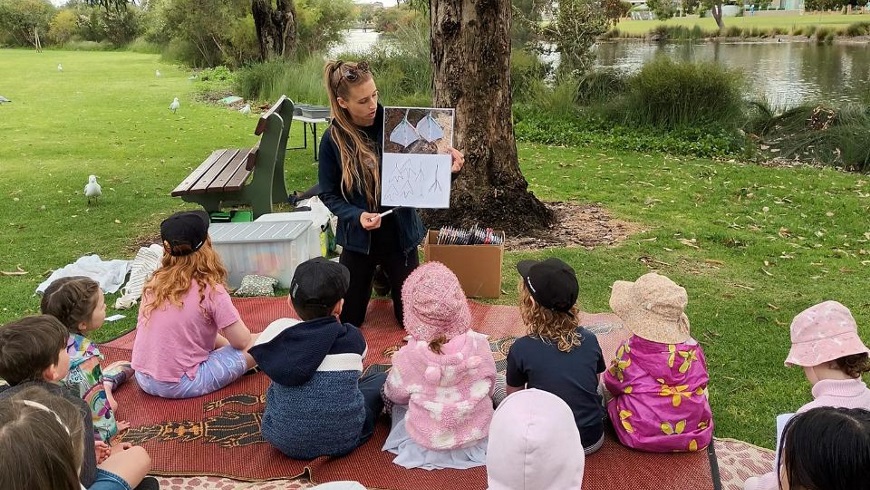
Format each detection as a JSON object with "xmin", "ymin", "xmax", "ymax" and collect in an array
[{"xmin": 332, "ymin": 61, "xmax": 370, "ymax": 88}]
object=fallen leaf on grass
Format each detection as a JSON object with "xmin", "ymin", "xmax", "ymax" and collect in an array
[
  {"xmin": 733, "ymin": 284, "xmax": 755, "ymax": 291},
  {"xmin": 767, "ymin": 303, "xmax": 780, "ymax": 310},
  {"xmin": 679, "ymin": 238, "xmax": 699, "ymax": 249},
  {"xmin": 761, "ymin": 268, "xmax": 774, "ymax": 277},
  {"xmin": 705, "ymin": 259, "xmax": 724, "ymax": 266},
  {"xmin": 1, "ymin": 265, "xmax": 27, "ymax": 276}
]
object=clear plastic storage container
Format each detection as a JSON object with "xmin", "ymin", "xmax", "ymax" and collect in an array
[{"xmin": 210, "ymin": 221, "xmax": 313, "ymax": 288}]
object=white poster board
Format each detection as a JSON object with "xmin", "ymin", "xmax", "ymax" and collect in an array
[{"xmin": 381, "ymin": 106, "xmax": 455, "ymax": 208}]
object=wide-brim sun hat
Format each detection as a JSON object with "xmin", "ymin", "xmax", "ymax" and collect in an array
[
  {"xmin": 784, "ymin": 300, "xmax": 870, "ymax": 367},
  {"xmin": 609, "ymin": 272, "xmax": 691, "ymax": 345}
]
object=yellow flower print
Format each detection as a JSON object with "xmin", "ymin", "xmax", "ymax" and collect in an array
[
  {"xmin": 688, "ymin": 439, "xmax": 699, "ymax": 452},
  {"xmin": 624, "ymin": 386, "xmax": 633, "ymax": 394},
  {"xmin": 660, "ymin": 383, "xmax": 692, "ymax": 407},
  {"xmin": 667, "ymin": 344, "xmax": 677, "ymax": 368},
  {"xmin": 698, "ymin": 420, "xmax": 709, "ymax": 430},
  {"xmin": 619, "ymin": 410, "xmax": 635, "ymax": 434},
  {"xmin": 660, "ymin": 420, "xmax": 687, "ymax": 436},
  {"xmin": 610, "ymin": 356, "xmax": 632, "ymax": 382},
  {"xmin": 678, "ymin": 349, "xmax": 698, "ymax": 374}
]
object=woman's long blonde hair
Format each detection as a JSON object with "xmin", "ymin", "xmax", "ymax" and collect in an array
[
  {"xmin": 141, "ymin": 237, "xmax": 227, "ymax": 322},
  {"xmin": 519, "ymin": 281, "xmax": 581, "ymax": 352},
  {"xmin": 324, "ymin": 60, "xmax": 380, "ymax": 210}
]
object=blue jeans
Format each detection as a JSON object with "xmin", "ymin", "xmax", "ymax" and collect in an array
[{"xmin": 89, "ymin": 468, "xmax": 131, "ymax": 490}]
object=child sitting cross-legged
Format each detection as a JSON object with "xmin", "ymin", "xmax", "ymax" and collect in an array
[
  {"xmin": 41, "ymin": 276, "xmax": 135, "ymax": 442},
  {"xmin": 382, "ymin": 262, "xmax": 496, "ymax": 470},
  {"xmin": 744, "ymin": 301, "xmax": 870, "ymax": 490},
  {"xmin": 132, "ymin": 210, "xmax": 258, "ymax": 399},
  {"xmin": 604, "ymin": 272, "xmax": 713, "ymax": 453},
  {"xmin": 505, "ymin": 258, "xmax": 607, "ymax": 455},
  {"xmin": 249, "ymin": 257, "xmax": 387, "ymax": 459},
  {"xmin": 0, "ymin": 315, "xmax": 154, "ymax": 490}
]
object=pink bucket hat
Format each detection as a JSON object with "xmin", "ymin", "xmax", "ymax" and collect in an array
[
  {"xmin": 401, "ymin": 262, "xmax": 471, "ymax": 342},
  {"xmin": 784, "ymin": 301, "xmax": 870, "ymax": 367},
  {"xmin": 609, "ymin": 272, "xmax": 691, "ymax": 345}
]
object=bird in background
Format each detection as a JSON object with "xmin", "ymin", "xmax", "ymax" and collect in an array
[
  {"xmin": 84, "ymin": 175, "xmax": 102, "ymax": 205},
  {"xmin": 0, "ymin": 96, "xmax": 11, "ymax": 104},
  {"xmin": 239, "ymin": 103, "xmax": 251, "ymax": 115},
  {"xmin": 169, "ymin": 97, "xmax": 180, "ymax": 113},
  {"xmin": 155, "ymin": 69, "xmax": 162, "ymax": 78},
  {"xmin": 57, "ymin": 63, "xmax": 63, "ymax": 72}
]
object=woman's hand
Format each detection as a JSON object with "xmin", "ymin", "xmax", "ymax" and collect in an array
[
  {"xmin": 449, "ymin": 148, "xmax": 465, "ymax": 173},
  {"xmin": 360, "ymin": 212, "xmax": 381, "ymax": 230}
]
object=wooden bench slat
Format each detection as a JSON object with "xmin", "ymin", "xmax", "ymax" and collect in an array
[
  {"xmin": 189, "ymin": 149, "xmax": 241, "ymax": 194},
  {"xmin": 170, "ymin": 150, "xmax": 227, "ymax": 197},
  {"xmin": 245, "ymin": 146, "xmax": 259, "ymax": 171},
  {"xmin": 210, "ymin": 149, "xmax": 253, "ymax": 192},
  {"xmin": 255, "ymin": 95, "xmax": 287, "ymax": 136}
]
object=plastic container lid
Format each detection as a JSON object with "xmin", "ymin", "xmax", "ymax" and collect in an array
[{"xmin": 209, "ymin": 221, "xmax": 309, "ymax": 244}]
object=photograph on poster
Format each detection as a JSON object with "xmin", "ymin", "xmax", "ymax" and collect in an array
[{"xmin": 381, "ymin": 106, "xmax": 455, "ymax": 208}]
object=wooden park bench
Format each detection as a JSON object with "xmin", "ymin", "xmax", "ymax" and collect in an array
[{"xmin": 171, "ymin": 96, "xmax": 295, "ymax": 219}]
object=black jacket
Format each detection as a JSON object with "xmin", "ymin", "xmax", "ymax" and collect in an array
[{"xmin": 317, "ymin": 104, "xmax": 426, "ymax": 255}]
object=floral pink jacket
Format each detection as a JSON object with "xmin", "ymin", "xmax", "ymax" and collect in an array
[
  {"xmin": 604, "ymin": 334, "xmax": 713, "ymax": 453},
  {"xmin": 384, "ymin": 330, "xmax": 496, "ymax": 450}
]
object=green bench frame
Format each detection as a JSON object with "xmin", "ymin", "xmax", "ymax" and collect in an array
[{"xmin": 171, "ymin": 96, "xmax": 295, "ymax": 219}]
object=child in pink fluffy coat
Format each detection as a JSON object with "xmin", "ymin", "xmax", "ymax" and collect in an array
[
  {"xmin": 382, "ymin": 262, "xmax": 496, "ymax": 470},
  {"xmin": 744, "ymin": 301, "xmax": 870, "ymax": 490}
]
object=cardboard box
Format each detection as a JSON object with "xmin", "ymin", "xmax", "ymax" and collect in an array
[{"xmin": 423, "ymin": 230, "xmax": 504, "ymax": 298}]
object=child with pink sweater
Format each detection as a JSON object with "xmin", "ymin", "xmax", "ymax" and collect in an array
[
  {"xmin": 382, "ymin": 262, "xmax": 496, "ymax": 470},
  {"xmin": 744, "ymin": 301, "xmax": 870, "ymax": 490}
]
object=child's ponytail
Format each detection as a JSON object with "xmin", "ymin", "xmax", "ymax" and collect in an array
[
  {"xmin": 429, "ymin": 335, "xmax": 448, "ymax": 355},
  {"xmin": 835, "ymin": 353, "xmax": 870, "ymax": 378}
]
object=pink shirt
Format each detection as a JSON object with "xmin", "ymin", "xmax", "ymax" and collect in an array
[{"xmin": 132, "ymin": 282, "xmax": 240, "ymax": 382}]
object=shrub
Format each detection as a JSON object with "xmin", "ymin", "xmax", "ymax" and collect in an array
[
  {"xmin": 610, "ymin": 58, "xmax": 745, "ymax": 129},
  {"xmin": 576, "ymin": 69, "xmax": 628, "ymax": 106},
  {"xmin": 843, "ymin": 22, "xmax": 870, "ymax": 37},
  {"xmin": 815, "ymin": 26, "xmax": 835, "ymax": 44},
  {"xmin": 234, "ymin": 57, "xmax": 326, "ymax": 104}
]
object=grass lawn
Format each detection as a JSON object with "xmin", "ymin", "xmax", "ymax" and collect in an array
[
  {"xmin": 614, "ymin": 12, "xmax": 867, "ymax": 34},
  {"xmin": 2, "ymin": 49, "xmax": 869, "ymax": 449}
]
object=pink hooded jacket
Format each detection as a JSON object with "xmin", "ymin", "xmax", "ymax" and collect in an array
[
  {"xmin": 487, "ymin": 389, "xmax": 586, "ymax": 490},
  {"xmin": 384, "ymin": 330, "xmax": 496, "ymax": 450}
]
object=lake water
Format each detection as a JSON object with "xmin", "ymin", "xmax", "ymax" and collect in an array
[{"xmin": 338, "ymin": 29, "xmax": 870, "ymax": 108}]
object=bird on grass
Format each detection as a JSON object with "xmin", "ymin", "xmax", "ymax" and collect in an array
[
  {"xmin": 0, "ymin": 96, "xmax": 11, "ymax": 104},
  {"xmin": 239, "ymin": 103, "xmax": 251, "ymax": 116},
  {"xmin": 57, "ymin": 63, "xmax": 63, "ymax": 72},
  {"xmin": 169, "ymin": 97, "xmax": 180, "ymax": 113},
  {"xmin": 84, "ymin": 175, "xmax": 102, "ymax": 205},
  {"xmin": 156, "ymin": 69, "xmax": 162, "ymax": 78}
]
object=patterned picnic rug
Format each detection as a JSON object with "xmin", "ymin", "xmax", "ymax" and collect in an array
[{"xmin": 105, "ymin": 297, "xmax": 724, "ymax": 490}]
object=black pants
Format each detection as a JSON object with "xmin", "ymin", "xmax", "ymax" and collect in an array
[{"xmin": 339, "ymin": 248, "xmax": 419, "ymax": 328}]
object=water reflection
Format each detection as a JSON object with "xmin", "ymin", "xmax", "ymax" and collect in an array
[
  {"xmin": 595, "ymin": 41, "xmax": 870, "ymax": 107},
  {"xmin": 336, "ymin": 29, "xmax": 870, "ymax": 108}
]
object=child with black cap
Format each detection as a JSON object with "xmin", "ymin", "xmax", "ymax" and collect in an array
[
  {"xmin": 132, "ymin": 210, "xmax": 258, "ymax": 399},
  {"xmin": 249, "ymin": 257, "xmax": 387, "ymax": 459},
  {"xmin": 505, "ymin": 258, "xmax": 607, "ymax": 454}
]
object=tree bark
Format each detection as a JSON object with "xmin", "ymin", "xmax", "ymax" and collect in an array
[
  {"xmin": 251, "ymin": 0, "xmax": 298, "ymax": 61},
  {"xmin": 424, "ymin": 0, "xmax": 553, "ymax": 235}
]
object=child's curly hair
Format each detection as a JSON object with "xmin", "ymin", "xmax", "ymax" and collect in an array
[
  {"xmin": 141, "ymin": 238, "xmax": 228, "ymax": 322},
  {"xmin": 835, "ymin": 353, "xmax": 870, "ymax": 378},
  {"xmin": 518, "ymin": 281, "xmax": 580, "ymax": 352},
  {"xmin": 40, "ymin": 276, "xmax": 101, "ymax": 334}
]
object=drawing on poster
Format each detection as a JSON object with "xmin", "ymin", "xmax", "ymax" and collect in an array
[{"xmin": 381, "ymin": 106, "xmax": 455, "ymax": 208}]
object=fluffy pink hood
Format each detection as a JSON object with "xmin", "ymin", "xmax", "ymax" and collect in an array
[{"xmin": 487, "ymin": 389, "xmax": 585, "ymax": 490}]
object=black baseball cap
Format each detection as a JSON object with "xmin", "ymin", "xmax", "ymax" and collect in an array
[
  {"xmin": 516, "ymin": 258, "xmax": 579, "ymax": 312},
  {"xmin": 290, "ymin": 257, "xmax": 350, "ymax": 309},
  {"xmin": 160, "ymin": 210, "xmax": 210, "ymax": 256}
]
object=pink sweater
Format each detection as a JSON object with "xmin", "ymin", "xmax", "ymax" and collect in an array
[
  {"xmin": 744, "ymin": 378, "xmax": 870, "ymax": 490},
  {"xmin": 384, "ymin": 330, "xmax": 496, "ymax": 450}
]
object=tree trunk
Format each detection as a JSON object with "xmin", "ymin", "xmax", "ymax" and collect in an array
[
  {"xmin": 711, "ymin": 2, "xmax": 724, "ymax": 30},
  {"xmin": 424, "ymin": 0, "xmax": 553, "ymax": 235},
  {"xmin": 251, "ymin": 0, "xmax": 298, "ymax": 61}
]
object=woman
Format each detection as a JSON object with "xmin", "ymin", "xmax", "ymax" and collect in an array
[{"xmin": 318, "ymin": 60, "xmax": 464, "ymax": 328}]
